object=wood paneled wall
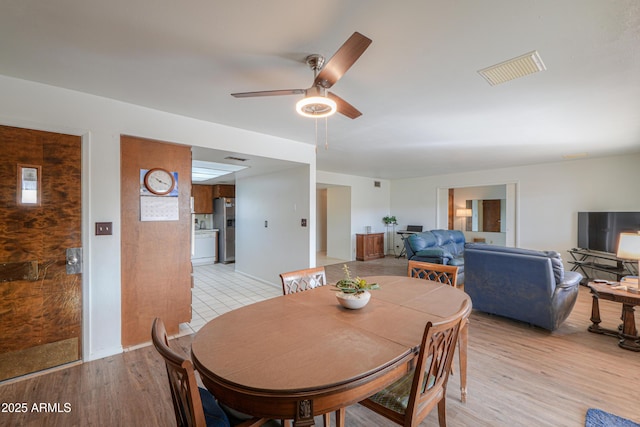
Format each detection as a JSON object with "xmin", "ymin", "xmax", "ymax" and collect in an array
[{"xmin": 120, "ymin": 135, "xmax": 192, "ymax": 346}]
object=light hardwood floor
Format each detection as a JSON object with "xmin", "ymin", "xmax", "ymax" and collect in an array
[{"xmin": 1, "ymin": 257, "xmax": 639, "ymax": 426}]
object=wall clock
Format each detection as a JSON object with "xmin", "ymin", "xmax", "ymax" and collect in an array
[{"xmin": 143, "ymin": 168, "xmax": 175, "ymax": 195}]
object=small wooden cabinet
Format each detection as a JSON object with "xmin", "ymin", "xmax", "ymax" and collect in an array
[
  {"xmin": 213, "ymin": 184, "xmax": 235, "ymax": 199},
  {"xmin": 192, "ymin": 184, "xmax": 213, "ymax": 213},
  {"xmin": 356, "ymin": 233, "xmax": 385, "ymax": 261}
]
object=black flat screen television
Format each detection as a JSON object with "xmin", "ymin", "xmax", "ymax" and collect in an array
[{"xmin": 577, "ymin": 212, "xmax": 640, "ymax": 254}]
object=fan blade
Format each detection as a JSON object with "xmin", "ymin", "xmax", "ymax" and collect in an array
[
  {"xmin": 327, "ymin": 92, "xmax": 362, "ymax": 119},
  {"xmin": 231, "ymin": 89, "xmax": 305, "ymax": 98},
  {"xmin": 314, "ymin": 32, "xmax": 372, "ymax": 89}
]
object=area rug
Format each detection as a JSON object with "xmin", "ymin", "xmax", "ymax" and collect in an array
[{"xmin": 586, "ymin": 409, "xmax": 640, "ymax": 427}]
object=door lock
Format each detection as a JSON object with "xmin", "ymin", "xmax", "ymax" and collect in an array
[{"xmin": 66, "ymin": 248, "xmax": 83, "ymax": 275}]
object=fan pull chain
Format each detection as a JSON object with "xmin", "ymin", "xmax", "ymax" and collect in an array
[
  {"xmin": 325, "ymin": 117, "xmax": 329, "ymax": 150},
  {"xmin": 314, "ymin": 117, "xmax": 330, "ymax": 153}
]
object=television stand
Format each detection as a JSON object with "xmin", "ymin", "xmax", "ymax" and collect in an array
[{"xmin": 568, "ymin": 248, "xmax": 638, "ymax": 283}]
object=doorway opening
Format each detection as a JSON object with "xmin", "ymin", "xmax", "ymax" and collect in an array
[
  {"xmin": 437, "ymin": 183, "xmax": 518, "ymax": 247},
  {"xmin": 316, "ymin": 184, "xmax": 351, "ymax": 265}
]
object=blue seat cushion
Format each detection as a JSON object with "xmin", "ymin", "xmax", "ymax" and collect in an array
[
  {"xmin": 415, "ymin": 248, "xmax": 452, "ymax": 259},
  {"xmin": 198, "ymin": 387, "xmax": 231, "ymax": 427},
  {"xmin": 408, "ymin": 232, "xmax": 437, "ymax": 252},
  {"xmin": 449, "ymin": 257, "xmax": 464, "ymax": 267}
]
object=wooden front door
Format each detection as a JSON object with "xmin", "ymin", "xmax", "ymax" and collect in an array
[{"xmin": 0, "ymin": 125, "xmax": 82, "ymax": 381}]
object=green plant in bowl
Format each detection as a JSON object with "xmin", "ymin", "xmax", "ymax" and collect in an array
[{"xmin": 335, "ymin": 264, "xmax": 380, "ymax": 294}]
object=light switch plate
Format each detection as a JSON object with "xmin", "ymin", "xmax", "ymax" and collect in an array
[{"xmin": 96, "ymin": 222, "xmax": 113, "ymax": 236}]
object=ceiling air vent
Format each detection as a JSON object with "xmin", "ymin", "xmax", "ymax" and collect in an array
[
  {"xmin": 478, "ymin": 50, "xmax": 546, "ymax": 86},
  {"xmin": 224, "ymin": 156, "xmax": 249, "ymax": 162}
]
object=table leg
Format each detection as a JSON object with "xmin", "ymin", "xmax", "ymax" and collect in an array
[
  {"xmin": 458, "ymin": 319, "xmax": 468, "ymax": 403},
  {"xmin": 321, "ymin": 412, "xmax": 330, "ymax": 427},
  {"xmin": 619, "ymin": 304, "xmax": 640, "ymax": 352},
  {"xmin": 334, "ymin": 408, "xmax": 346, "ymax": 427},
  {"xmin": 588, "ymin": 293, "xmax": 604, "ymax": 334}
]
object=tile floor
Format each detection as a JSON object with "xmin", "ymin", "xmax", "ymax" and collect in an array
[
  {"xmin": 180, "ymin": 262, "xmax": 282, "ymax": 336},
  {"xmin": 179, "ymin": 252, "xmax": 350, "ymax": 336}
]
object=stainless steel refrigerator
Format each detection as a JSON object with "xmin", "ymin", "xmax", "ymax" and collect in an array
[{"xmin": 213, "ymin": 198, "xmax": 235, "ymax": 263}]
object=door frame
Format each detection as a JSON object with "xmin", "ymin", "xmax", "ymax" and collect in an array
[
  {"xmin": 437, "ymin": 182, "xmax": 519, "ymax": 247},
  {"xmin": 1, "ymin": 118, "xmax": 92, "ymax": 363}
]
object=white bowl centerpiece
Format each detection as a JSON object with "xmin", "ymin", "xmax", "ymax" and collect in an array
[{"xmin": 335, "ymin": 265, "xmax": 379, "ymax": 310}]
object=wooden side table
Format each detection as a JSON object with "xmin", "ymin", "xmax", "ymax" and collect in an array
[{"xmin": 588, "ymin": 281, "xmax": 640, "ymax": 351}]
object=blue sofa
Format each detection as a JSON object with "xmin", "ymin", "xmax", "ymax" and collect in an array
[
  {"xmin": 463, "ymin": 243, "xmax": 582, "ymax": 331},
  {"xmin": 404, "ymin": 230, "xmax": 465, "ymax": 283}
]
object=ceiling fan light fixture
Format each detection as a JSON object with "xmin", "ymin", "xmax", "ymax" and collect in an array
[{"xmin": 296, "ymin": 96, "xmax": 337, "ymax": 118}]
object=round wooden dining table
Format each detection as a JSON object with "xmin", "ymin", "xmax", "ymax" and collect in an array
[{"xmin": 191, "ymin": 275, "xmax": 471, "ymax": 427}]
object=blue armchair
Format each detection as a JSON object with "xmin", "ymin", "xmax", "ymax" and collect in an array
[
  {"xmin": 404, "ymin": 230, "xmax": 465, "ymax": 283},
  {"xmin": 463, "ymin": 243, "xmax": 582, "ymax": 331}
]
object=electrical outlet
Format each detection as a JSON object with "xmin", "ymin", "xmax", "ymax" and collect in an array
[
  {"xmin": 301, "ymin": 218, "xmax": 307, "ymax": 227},
  {"xmin": 264, "ymin": 220, "xmax": 268, "ymax": 228}
]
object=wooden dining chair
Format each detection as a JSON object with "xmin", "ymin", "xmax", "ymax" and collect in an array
[
  {"xmin": 407, "ymin": 260, "xmax": 469, "ymax": 402},
  {"xmin": 408, "ymin": 260, "xmax": 459, "ymax": 287},
  {"xmin": 278, "ymin": 266, "xmax": 337, "ymax": 427},
  {"xmin": 279, "ymin": 266, "xmax": 328, "ymax": 295},
  {"xmin": 151, "ymin": 318, "xmax": 268, "ymax": 427},
  {"xmin": 359, "ymin": 299, "xmax": 469, "ymax": 427}
]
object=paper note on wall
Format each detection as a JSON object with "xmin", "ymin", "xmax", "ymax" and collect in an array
[{"xmin": 140, "ymin": 196, "xmax": 179, "ymax": 221}]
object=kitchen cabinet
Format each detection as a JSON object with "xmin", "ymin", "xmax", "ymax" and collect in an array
[
  {"xmin": 213, "ymin": 184, "xmax": 235, "ymax": 199},
  {"xmin": 192, "ymin": 184, "xmax": 213, "ymax": 213},
  {"xmin": 356, "ymin": 233, "xmax": 385, "ymax": 261}
]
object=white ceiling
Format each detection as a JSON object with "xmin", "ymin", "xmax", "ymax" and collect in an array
[{"xmin": 1, "ymin": 1, "xmax": 639, "ymax": 179}]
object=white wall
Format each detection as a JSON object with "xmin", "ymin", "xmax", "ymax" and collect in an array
[
  {"xmin": 316, "ymin": 189, "xmax": 327, "ymax": 252},
  {"xmin": 0, "ymin": 75, "xmax": 316, "ymax": 361},
  {"xmin": 326, "ymin": 186, "xmax": 352, "ymax": 260},
  {"xmin": 236, "ymin": 166, "xmax": 311, "ymax": 284},
  {"xmin": 391, "ymin": 154, "xmax": 640, "ymax": 258},
  {"xmin": 317, "ymin": 171, "xmax": 392, "ymax": 258}
]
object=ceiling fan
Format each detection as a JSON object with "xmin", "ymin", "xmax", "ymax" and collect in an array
[{"xmin": 231, "ymin": 32, "xmax": 372, "ymax": 119}]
